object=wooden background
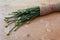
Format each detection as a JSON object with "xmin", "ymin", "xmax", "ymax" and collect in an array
[{"xmin": 0, "ymin": 0, "xmax": 60, "ymax": 40}]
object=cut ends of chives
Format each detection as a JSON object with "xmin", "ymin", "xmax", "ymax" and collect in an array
[
  {"xmin": 6, "ymin": 32, "xmax": 10, "ymax": 36},
  {"xmin": 4, "ymin": 6, "xmax": 40, "ymax": 36}
]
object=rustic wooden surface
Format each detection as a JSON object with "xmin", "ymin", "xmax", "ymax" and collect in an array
[{"xmin": 0, "ymin": 0, "xmax": 60, "ymax": 40}]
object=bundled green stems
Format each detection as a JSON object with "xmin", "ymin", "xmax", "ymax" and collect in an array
[{"xmin": 4, "ymin": 6, "xmax": 40, "ymax": 36}]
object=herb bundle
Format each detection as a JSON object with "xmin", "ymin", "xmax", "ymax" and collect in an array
[{"xmin": 4, "ymin": 6, "xmax": 40, "ymax": 36}]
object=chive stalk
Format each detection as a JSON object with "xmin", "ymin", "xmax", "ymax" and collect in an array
[{"xmin": 4, "ymin": 6, "xmax": 40, "ymax": 36}]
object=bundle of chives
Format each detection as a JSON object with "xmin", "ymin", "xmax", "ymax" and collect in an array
[
  {"xmin": 4, "ymin": 3, "xmax": 60, "ymax": 36},
  {"xmin": 4, "ymin": 6, "xmax": 40, "ymax": 36}
]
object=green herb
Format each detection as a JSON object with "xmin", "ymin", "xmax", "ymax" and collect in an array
[{"xmin": 4, "ymin": 6, "xmax": 40, "ymax": 36}]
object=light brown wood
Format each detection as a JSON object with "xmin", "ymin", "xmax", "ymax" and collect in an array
[{"xmin": 0, "ymin": 0, "xmax": 60, "ymax": 40}]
